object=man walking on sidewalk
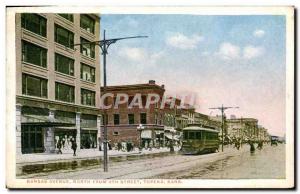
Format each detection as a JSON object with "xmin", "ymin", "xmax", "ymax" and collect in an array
[
  {"xmin": 71, "ymin": 138, "xmax": 77, "ymax": 156},
  {"xmin": 57, "ymin": 139, "xmax": 63, "ymax": 154}
]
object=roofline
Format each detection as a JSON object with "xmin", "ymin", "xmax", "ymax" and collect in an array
[{"xmin": 101, "ymin": 83, "xmax": 165, "ymax": 92}]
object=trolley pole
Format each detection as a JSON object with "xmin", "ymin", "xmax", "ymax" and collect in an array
[
  {"xmin": 209, "ymin": 104, "xmax": 239, "ymax": 152},
  {"xmin": 72, "ymin": 30, "xmax": 147, "ymax": 172}
]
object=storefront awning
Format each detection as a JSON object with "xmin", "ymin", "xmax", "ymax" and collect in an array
[
  {"xmin": 22, "ymin": 122, "xmax": 75, "ymax": 127},
  {"xmin": 21, "ymin": 115, "xmax": 75, "ymax": 127},
  {"xmin": 155, "ymin": 130, "xmax": 164, "ymax": 134},
  {"xmin": 164, "ymin": 126, "xmax": 176, "ymax": 133},
  {"xmin": 165, "ymin": 133, "xmax": 179, "ymax": 141}
]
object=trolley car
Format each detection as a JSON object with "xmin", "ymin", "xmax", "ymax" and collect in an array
[{"xmin": 181, "ymin": 124, "xmax": 220, "ymax": 155}]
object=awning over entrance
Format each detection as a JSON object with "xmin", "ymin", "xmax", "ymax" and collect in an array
[
  {"xmin": 164, "ymin": 126, "xmax": 176, "ymax": 133},
  {"xmin": 21, "ymin": 115, "xmax": 75, "ymax": 127},
  {"xmin": 165, "ymin": 133, "xmax": 180, "ymax": 141},
  {"xmin": 22, "ymin": 122, "xmax": 75, "ymax": 127}
]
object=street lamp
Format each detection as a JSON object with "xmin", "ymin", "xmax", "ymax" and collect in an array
[
  {"xmin": 209, "ymin": 104, "xmax": 239, "ymax": 152},
  {"xmin": 71, "ymin": 30, "xmax": 147, "ymax": 172},
  {"xmin": 137, "ymin": 124, "xmax": 145, "ymax": 152}
]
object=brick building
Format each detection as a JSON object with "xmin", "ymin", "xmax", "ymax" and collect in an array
[
  {"xmin": 100, "ymin": 80, "xmax": 166, "ymax": 147},
  {"xmin": 15, "ymin": 13, "xmax": 101, "ymax": 155}
]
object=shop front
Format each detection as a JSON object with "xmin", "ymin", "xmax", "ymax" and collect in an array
[
  {"xmin": 21, "ymin": 125, "xmax": 44, "ymax": 154},
  {"xmin": 80, "ymin": 129, "xmax": 97, "ymax": 149}
]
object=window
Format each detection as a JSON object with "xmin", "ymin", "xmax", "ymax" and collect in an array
[
  {"xmin": 113, "ymin": 131, "xmax": 119, "ymax": 136},
  {"xmin": 102, "ymin": 114, "xmax": 108, "ymax": 125},
  {"xmin": 80, "ymin": 63, "xmax": 95, "ymax": 82},
  {"xmin": 183, "ymin": 131, "xmax": 188, "ymax": 139},
  {"xmin": 80, "ymin": 14, "xmax": 95, "ymax": 34},
  {"xmin": 22, "ymin": 41, "xmax": 47, "ymax": 67},
  {"xmin": 22, "ymin": 74, "xmax": 47, "ymax": 98},
  {"xmin": 128, "ymin": 114, "xmax": 135, "ymax": 125},
  {"xmin": 55, "ymin": 24, "xmax": 74, "ymax": 49},
  {"xmin": 58, "ymin": 14, "xmax": 73, "ymax": 22},
  {"xmin": 55, "ymin": 82, "xmax": 74, "ymax": 103},
  {"xmin": 81, "ymin": 114, "xmax": 97, "ymax": 128},
  {"xmin": 21, "ymin": 13, "xmax": 46, "ymax": 37},
  {"xmin": 114, "ymin": 114, "xmax": 120, "ymax": 125},
  {"xmin": 196, "ymin": 132, "xmax": 201, "ymax": 139},
  {"xmin": 80, "ymin": 38, "xmax": 95, "ymax": 58},
  {"xmin": 189, "ymin": 132, "xmax": 195, "ymax": 139},
  {"xmin": 81, "ymin": 89, "xmax": 95, "ymax": 106},
  {"xmin": 140, "ymin": 113, "xmax": 147, "ymax": 124},
  {"xmin": 55, "ymin": 53, "xmax": 74, "ymax": 76},
  {"xmin": 55, "ymin": 111, "xmax": 76, "ymax": 124}
]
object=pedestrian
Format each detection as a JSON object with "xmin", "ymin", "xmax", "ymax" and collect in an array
[
  {"xmin": 71, "ymin": 138, "xmax": 77, "ymax": 156},
  {"xmin": 108, "ymin": 142, "xmax": 112, "ymax": 150},
  {"xmin": 117, "ymin": 142, "xmax": 122, "ymax": 151},
  {"xmin": 257, "ymin": 141, "xmax": 263, "ymax": 150},
  {"xmin": 57, "ymin": 139, "xmax": 62, "ymax": 154},
  {"xmin": 249, "ymin": 140, "xmax": 255, "ymax": 153},
  {"xmin": 99, "ymin": 140, "xmax": 102, "ymax": 151}
]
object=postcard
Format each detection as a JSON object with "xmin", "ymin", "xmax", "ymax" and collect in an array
[{"xmin": 6, "ymin": 6, "xmax": 294, "ymax": 189}]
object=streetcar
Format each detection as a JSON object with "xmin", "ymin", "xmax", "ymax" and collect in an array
[{"xmin": 181, "ymin": 124, "xmax": 220, "ymax": 155}]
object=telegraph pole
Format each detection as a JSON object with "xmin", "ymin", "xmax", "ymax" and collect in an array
[
  {"xmin": 209, "ymin": 104, "xmax": 239, "ymax": 152},
  {"xmin": 72, "ymin": 30, "xmax": 147, "ymax": 172}
]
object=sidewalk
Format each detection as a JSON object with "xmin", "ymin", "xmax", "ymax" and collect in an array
[{"xmin": 17, "ymin": 147, "xmax": 178, "ymax": 165}]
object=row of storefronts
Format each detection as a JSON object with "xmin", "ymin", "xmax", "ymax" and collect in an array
[{"xmin": 16, "ymin": 99, "xmax": 101, "ymax": 155}]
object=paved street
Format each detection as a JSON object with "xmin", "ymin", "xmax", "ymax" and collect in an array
[{"xmin": 17, "ymin": 144, "xmax": 285, "ymax": 179}]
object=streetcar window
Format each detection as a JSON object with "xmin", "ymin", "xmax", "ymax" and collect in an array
[
  {"xmin": 189, "ymin": 132, "xmax": 195, "ymax": 139},
  {"xmin": 196, "ymin": 132, "xmax": 201, "ymax": 139},
  {"xmin": 183, "ymin": 131, "xmax": 188, "ymax": 139}
]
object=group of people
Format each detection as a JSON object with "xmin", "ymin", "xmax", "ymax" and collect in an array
[
  {"xmin": 56, "ymin": 137, "xmax": 77, "ymax": 156},
  {"xmin": 231, "ymin": 138, "xmax": 265, "ymax": 153}
]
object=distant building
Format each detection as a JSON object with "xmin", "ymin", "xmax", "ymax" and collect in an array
[
  {"xmin": 226, "ymin": 118, "xmax": 259, "ymax": 140},
  {"xmin": 194, "ymin": 112, "xmax": 221, "ymax": 130},
  {"xmin": 15, "ymin": 13, "xmax": 101, "ymax": 155}
]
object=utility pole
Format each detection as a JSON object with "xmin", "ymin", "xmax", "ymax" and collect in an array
[
  {"xmin": 72, "ymin": 30, "xmax": 147, "ymax": 172},
  {"xmin": 209, "ymin": 104, "xmax": 239, "ymax": 152}
]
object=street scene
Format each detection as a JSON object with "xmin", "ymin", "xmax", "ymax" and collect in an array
[
  {"xmin": 17, "ymin": 143, "xmax": 285, "ymax": 179},
  {"xmin": 12, "ymin": 10, "xmax": 290, "ymax": 185}
]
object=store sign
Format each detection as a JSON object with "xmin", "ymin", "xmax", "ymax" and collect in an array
[{"xmin": 141, "ymin": 130, "xmax": 152, "ymax": 139}]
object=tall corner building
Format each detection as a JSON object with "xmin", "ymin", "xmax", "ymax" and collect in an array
[{"xmin": 15, "ymin": 13, "xmax": 101, "ymax": 155}]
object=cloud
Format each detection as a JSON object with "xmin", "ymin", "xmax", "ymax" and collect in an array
[
  {"xmin": 215, "ymin": 42, "xmax": 264, "ymax": 60},
  {"xmin": 117, "ymin": 46, "xmax": 164, "ymax": 64},
  {"xmin": 243, "ymin": 45, "xmax": 265, "ymax": 59},
  {"xmin": 253, "ymin": 29, "xmax": 265, "ymax": 38},
  {"xmin": 166, "ymin": 33, "xmax": 204, "ymax": 50},
  {"xmin": 118, "ymin": 47, "xmax": 147, "ymax": 62},
  {"xmin": 215, "ymin": 42, "xmax": 241, "ymax": 60}
]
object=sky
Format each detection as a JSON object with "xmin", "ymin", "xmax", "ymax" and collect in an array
[{"xmin": 100, "ymin": 14, "xmax": 286, "ymax": 137}]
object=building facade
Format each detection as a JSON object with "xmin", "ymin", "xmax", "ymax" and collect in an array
[
  {"xmin": 194, "ymin": 112, "xmax": 221, "ymax": 131},
  {"xmin": 226, "ymin": 118, "xmax": 260, "ymax": 141},
  {"xmin": 15, "ymin": 13, "xmax": 101, "ymax": 155},
  {"xmin": 101, "ymin": 80, "xmax": 166, "ymax": 148}
]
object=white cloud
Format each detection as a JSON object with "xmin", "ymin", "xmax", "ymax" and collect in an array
[
  {"xmin": 166, "ymin": 33, "xmax": 204, "ymax": 50},
  {"xmin": 216, "ymin": 42, "xmax": 241, "ymax": 60},
  {"xmin": 243, "ymin": 45, "xmax": 265, "ymax": 59},
  {"xmin": 215, "ymin": 42, "xmax": 264, "ymax": 60},
  {"xmin": 253, "ymin": 29, "xmax": 265, "ymax": 38},
  {"xmin": 118, "ymin": 47, "xmax": 165, "ymax": 64},
  {"xmin": 118, "ymin": 47, "xmax": 147, "ymax": 62}
]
